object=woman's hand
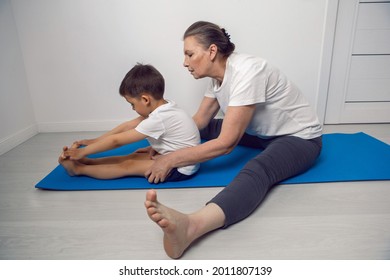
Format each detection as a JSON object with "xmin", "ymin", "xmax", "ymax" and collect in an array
[{"xmin": 145, "ymin": 154, "xmax": 173, "ymax": 184}]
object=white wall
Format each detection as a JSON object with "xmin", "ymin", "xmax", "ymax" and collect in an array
[
  {"xmin": 1, "ymin": 0, "xmax": 334, "ymax": 154},
  {"xmin": 0, "ymin": 0, "xmax": 37, "ymax": 155}
]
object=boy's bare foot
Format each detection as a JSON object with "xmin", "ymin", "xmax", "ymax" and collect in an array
[
  {"xmin": 58, "ymin": 155, "xmax": 80, "ymax": 176},
  {"xmin": 60, "ymin": 146, "xmax": 69, "ymax": 160},
  {"xmin": 144, "ymin": 189, "xmax": 195, "ymax": 259}
]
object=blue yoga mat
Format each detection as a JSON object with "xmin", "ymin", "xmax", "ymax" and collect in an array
[{"xmin": 35, "ymin": 133, "xmax": 390, "ymax": 191}]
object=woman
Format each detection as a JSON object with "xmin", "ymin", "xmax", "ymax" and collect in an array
[{"xmin": 144, "ymin": 21, "xmax": 322, "ymax": 259}]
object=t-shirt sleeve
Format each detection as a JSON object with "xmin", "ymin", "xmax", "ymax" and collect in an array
[
  {"xmin": 204, "ymin": 79, "xmax": 217, "ymax": 98},
  {"xmin": 135, "ymin": 115, "xmax": 165, "ymax": 140},
  {"xmin": 229, "ymin": 61, "xmax": 267, "ymax": 106}
]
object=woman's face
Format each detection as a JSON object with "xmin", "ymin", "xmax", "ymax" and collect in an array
[{"xmin": 183, "ymin": 36, "xmax": 213, "ymax": 79}]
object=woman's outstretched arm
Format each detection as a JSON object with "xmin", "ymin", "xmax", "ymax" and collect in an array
[{"xmin": 145, "ymin": 104, "xmax": 256, "ymax": 183}]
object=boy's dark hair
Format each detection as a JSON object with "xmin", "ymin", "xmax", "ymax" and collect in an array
[{"xmin": 119, "ymin": 63, "xmax": 165, "ymax": 99}]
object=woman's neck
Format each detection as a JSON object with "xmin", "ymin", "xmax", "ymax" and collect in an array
[{"xmin": 210, "ymin": 55, "xmax": 228, "ymax": 84}]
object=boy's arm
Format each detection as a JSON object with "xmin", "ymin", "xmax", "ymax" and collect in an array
[
  {"xmin": 64, "ymin": 129, "xmax": 147, "ymax": 160},
  {"xmin": 76, "ymin": 116, "xmax": 145, "ymax": 146}
]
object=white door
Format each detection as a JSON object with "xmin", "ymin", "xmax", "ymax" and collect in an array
[{"xmin": 325, "ymin": 0, "xmax": 390, "ymax": 124}]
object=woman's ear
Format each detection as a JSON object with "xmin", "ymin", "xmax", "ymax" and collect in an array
[{"xmin": 209, "ymin": 44, "xmax": 218, "ymax": 61}]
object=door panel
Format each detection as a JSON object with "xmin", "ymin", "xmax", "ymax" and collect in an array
[{"xmin": 325, "ymin": 0, "xmax": 390, "ymax": 124}]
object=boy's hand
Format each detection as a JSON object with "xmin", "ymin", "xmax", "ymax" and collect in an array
[
  {"xmin": 62, "ymin": 146, "xmax": 85, "ymax": 160},
  {"xmin": 60, "ymin": 146, "xmax": 70, "ymax": 160},
  {"xmin": 75, "ymin": 138, "xmax": 97, "ymax": 146},
  {"xmin": 134, "ymin": 146, "xmax": 157, "ymax": 159},
  {"xmin": 71, "ymin": 141, "xmax": 82, "ymax": 149}
]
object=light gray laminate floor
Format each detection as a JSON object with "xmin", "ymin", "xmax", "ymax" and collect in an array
[{"xmin": 0, "ymin": 124, "xmax": 389, "ymax": 260}]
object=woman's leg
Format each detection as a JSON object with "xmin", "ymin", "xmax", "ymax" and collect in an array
[
  {"xmin": 209, "ymin": 135, "xmax": 322, "ymax": 227},
  {"xmin": 146, "ymin": 119, "xmax": 321, "ymax": 258},
  {"xmin": 200, "ymin": 118, "xmax": 269, "ymax": 149}
]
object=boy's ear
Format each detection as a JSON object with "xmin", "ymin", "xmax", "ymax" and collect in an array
[{"xmin": 141, "ymin": 94, "xmax": 151, "ymax": 105}]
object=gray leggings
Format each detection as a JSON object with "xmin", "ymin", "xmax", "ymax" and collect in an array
[{"xmin": 202, "ymin": 119, "xmax": 322, "ymax": 228}]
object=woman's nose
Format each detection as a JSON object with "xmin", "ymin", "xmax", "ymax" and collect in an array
[{"xmin": 183, "ymin": 57, "xmax": 189, "ymax": 67}]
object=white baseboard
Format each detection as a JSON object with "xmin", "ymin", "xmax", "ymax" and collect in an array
[
  {"xmin": 0, "ymin": 121, "xmax": 128, "ymax": 155},
  {"xmin": 37, "ymin": 120, "xmax": 125, "ymax": 133},
  {"xmin": 0, "ymin": 124, "xmax": 39, "ymax": 156}
]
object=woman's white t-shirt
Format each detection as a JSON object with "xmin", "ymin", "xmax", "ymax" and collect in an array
[
  {"xmin": 135, "ymin": 100, "xmax": 200, "ymax": 175},
  {"xmin": 205, "ymin": 53, "xmax": 322, "ymax": 139}
]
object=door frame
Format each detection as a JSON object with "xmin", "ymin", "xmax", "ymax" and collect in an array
[{"xmin": 323, "ymin": 0, "xmax": 390, "ymax": 124}]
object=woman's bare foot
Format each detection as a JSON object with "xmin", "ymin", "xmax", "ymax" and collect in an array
[
  {"xmin": 145, "ymin": 190, "xmax": 225, "ymax": 258},
  {"xmin": 144, "ymin": 189, "xmax": 196, "ymax": 259}
]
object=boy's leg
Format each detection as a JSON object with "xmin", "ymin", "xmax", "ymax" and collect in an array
[
  {"xmin": 79, "ymin": 152, "xmax": 150, "ymax": 165},
  {"xmin": 59, "ymin": 154, "xmax": 154, "ymax": 179}
]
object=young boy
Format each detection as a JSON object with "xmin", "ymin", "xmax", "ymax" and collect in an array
[{"xmin": 59, "ymin": 64, "xmax": 200, "ymax": 182}]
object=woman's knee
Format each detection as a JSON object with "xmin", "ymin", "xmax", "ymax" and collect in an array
[
  {"xmin": 200, "ymin": 119, "xmax": 223, "ymax": 140},
  {"xmin": 257, "ymin": 136, "xmax": 322, "ymax": 180}
]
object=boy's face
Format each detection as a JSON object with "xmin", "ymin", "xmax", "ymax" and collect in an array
[{"xmin": 124, "ymin": 95, "xmax": 150, "ymax": 117}]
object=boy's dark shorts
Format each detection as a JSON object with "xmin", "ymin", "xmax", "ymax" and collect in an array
[{"xmin": 165, "ymin": 168, "xmax": 196, "ymax": 182}]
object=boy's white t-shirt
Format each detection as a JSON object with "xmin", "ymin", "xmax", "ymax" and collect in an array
[
  {"xmin": 205, "ymin": 53, "xmax": 322, "ymax": 139},
  {"xmin": 135, "ymin": 100, "xmax": 200, "ymax": 175}
]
